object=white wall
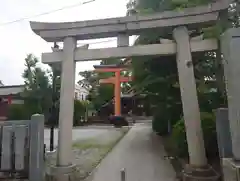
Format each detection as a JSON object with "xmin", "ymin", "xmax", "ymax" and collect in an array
[
  {"xmin": 74, "ymin": 85, "xmax": 89, "ymax": 101},
  {"xmin": 0, "ymin": 85, "xmax": 24, "ymax": 96},
  {"xmin": 0, "ymin": 84, "xmax": 89, "ymax": 103}
]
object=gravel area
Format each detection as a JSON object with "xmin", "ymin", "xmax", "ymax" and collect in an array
[
  {"xmin": 44, "ymin": 128, "xmax": 116, "ymax": 150},
  {"xmin": 45, "ymin": 127, "xmax": 129, "ymax": 180}
]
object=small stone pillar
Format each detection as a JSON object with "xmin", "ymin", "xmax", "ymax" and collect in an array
[
  {"xmin": 215, "ymin": 108, "xmax": 232, "ymax": 159},
  {"xmin": 46, "ymin": 37, "xmax": 77, "ymax": 181},
  {"xmin": 173, "ymin": 26, "xmax": 219, "ymax": 181},
  {"xmin": 117, "ymin": 33, "xmax": 129, "ymax": 47},
  {"xmin": 221, "ymin": 28, "xmax": 240, "ymax": 181}
]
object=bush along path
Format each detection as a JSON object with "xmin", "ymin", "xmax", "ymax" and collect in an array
[
  {"xmin": 45, "ymin": 127, "xmax": 129, "ymax": 180},
  {"xmin": 159, "ymin": 112, "xmax": 221, "ymax": 180}
]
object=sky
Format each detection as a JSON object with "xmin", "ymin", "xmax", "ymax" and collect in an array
[{"xmin": 0, "ymin": 0, "xmax": 135, "ymax": 85}]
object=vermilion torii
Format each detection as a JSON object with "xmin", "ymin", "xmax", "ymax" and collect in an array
[{"xmin": 93, "ymin": 64, "xmax": 132, "ymax": 116}]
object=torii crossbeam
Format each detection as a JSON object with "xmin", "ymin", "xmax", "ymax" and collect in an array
[{"xmin": 94, "ymin": 65, "xmax": 132, "ymax": 116}]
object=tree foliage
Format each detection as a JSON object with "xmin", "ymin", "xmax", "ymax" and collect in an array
[
  {"xmin": 19, "ymin": 54, "xmax": 88, "ymax": 125},
  {"xmin": 126, "ymin": 0, "xmax": 238, "ymax": 135},
  {"xmin": 22, "ymin": 54, "xmax": 52, "ymax": 118}
]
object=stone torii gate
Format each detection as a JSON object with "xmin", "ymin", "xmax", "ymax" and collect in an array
[
  {"xmin": 93, "ymin": 64, "xmax": 132, "ymax": 116},
  {"xmin": 30, "ymin": 1, "xmax": 228, "ymax": 180}
]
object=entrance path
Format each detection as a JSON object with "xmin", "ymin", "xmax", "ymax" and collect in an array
[{"xmin": 87, "ymin": 122, "xmax": 176, "ymax": 181}]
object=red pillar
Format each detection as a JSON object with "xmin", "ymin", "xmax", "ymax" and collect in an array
[
  {"xmin": 94, "ymin": 67, "xmax": 132, "ymax": 117},
  {"xmin": 114, "ymin": 70, "xmax": 121, "ymax": 116},
  {"xmin": 7, "ymin": 95, "xmax": 12, "ymax": 104}
]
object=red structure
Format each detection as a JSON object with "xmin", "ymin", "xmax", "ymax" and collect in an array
[
  {"xmin": 94, "ymin": 65, "xmax": 132, "ymax": 116},
  {"xmin": 0, "ymin": 98, "xmax": 8, "ymax": 120},
  {"xmin": 0, "ymin": 85, "xmax": 24, "ymax": 120},
  {"xmin": 0, "ymin": 96, "xmax": 14, "ymax": 120}
]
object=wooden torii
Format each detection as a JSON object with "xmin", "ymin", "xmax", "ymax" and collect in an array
[{"xmin": 94, "ymin": 65, "xmax": 132, "ymax": 116}]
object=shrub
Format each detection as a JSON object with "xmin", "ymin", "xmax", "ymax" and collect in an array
[
  {"xmin": 23, "ymin": 99, "xmax": 43, "ymax": 116},
  {"xmin": 110, "ymin": 116, "xmax": 128, "ymax": 127},
  {"xmin": 7, "ymin": 104, "xmax": 30, "ymax": 120},
  {"xmin": 152, "ymin": 111, "xmax": 170, "ymax": 135},
  {"xmin": 74, "ymin": 100, "xmax": 86, "ymax": 126},
  {"xmin": 152, "ymin": 102, "xmax": 182, "ymax": 136},
  {"xmin": 170, "ymin": 112, "xmax": 218, "ymax": 158},
  {"xmin": 152, "ymin": 106, "xmax": 179, "ymax": 135}
]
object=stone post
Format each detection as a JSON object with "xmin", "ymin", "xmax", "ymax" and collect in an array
[
  {"xmin": 46, "ymin": 37, "xmax": 77, "ymax": 181},
  {"xmin": 57, "ymin": 36, "xmax": 76, "ymax": 166},
  {"xmin": 221, "ymin": 28, "xmax": 240, "ymax": 181},
  {"xmin": 221, "ymin": 28, "xmax": 240, "ymax": 160},
  {"xmin": 173, "ymin": 26, "xmax": 207, "ymax": 167},
  {"xmin": 173, "ymin": 26, "xmax": 219, "ymax": 181},
  {"xmin": 215, "ymin": 108, "xmax": 232, "ymax": 159},
  {"xmin": 117, "ymin": 33, "xmax": 129, "ymax": 47}
]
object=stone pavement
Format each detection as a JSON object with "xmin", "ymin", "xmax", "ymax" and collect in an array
[{"xmin": 87, "ymin": 122, "xmax": 176, "ymax": 181}]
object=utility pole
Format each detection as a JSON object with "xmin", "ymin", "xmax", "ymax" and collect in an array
[
  {"xmin": 50, "ymin": 67, "xmax": 61, "ymax": 151},
  {"xmin": 49, "ymin": 42, "xmax": 61, "ymax": 151},
  {"xmin": 50, "ymin": 69, "xmax": 57, "ymax": 151}
]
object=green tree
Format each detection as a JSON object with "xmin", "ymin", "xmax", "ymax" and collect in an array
[
  {"xmin": 126, "ymin": 0, "xmax": 234, "ymax": 134},
  {"xmin": 78, "ymin": 70, "xmax": 98, "ymax": 90},
  {"xmin": 22, "ymin": 54, "xmax": 52, "ymax": 119}
]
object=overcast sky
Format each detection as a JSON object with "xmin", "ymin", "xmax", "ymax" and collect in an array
[{"xmin": 0, "ymin": 0, "xmax": 135, "ymax": 85}]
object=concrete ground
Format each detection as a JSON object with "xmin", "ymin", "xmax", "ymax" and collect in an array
[
  {"xmin": 45, "ymin": 128, "xmax": 128, "ymax": 179},
  {"xmin": 44, "ymin": 128, "xmax": 112, "ymax": 150},
  {"xmin": 87, "ymin": 122, "xmax": 176, "ymax": 181}
]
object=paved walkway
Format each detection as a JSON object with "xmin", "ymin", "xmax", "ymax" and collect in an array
[{"xmin": 87, "ymin": 122, "xmax": 176, "ymax": 181}]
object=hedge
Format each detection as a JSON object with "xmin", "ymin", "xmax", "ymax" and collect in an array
[
  {"xmin": 152, "ymin": 104, "xmax": 181, "ymax": 136},
  {"xmin": 169, "ymin": 112, "xmax": 218, "ymax": 158},
  {"xmin": 7, "ymin": 100, "xmax": 87, "ymax": 126},
  {"xmin": 7, "ymin": 104, "xmax": 31, "ymax": 120}
]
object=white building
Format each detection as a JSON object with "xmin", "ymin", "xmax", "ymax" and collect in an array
[
  {"xmin": 74, "ymin": 85, "xmax": 89, "ymax": 101},
  {"xmin": 0, "ymin": 84, "xmax": 89, "ymax": 104}
]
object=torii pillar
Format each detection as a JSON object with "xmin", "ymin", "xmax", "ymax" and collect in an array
[{"xmin": 94, "ymin": 65, "xmax": 132, "ymax": 116}]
